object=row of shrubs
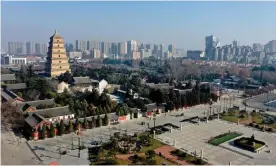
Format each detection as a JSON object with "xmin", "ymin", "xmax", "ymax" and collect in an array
[
  {"xmin": 33, "ymin": 116, "xmax": 110, "ymax": 140},
  {"xmin": 170, "ymin": 149, "xmax": 206, "ymax": 165},
  {"xmin": 248, "ymin": 122, "xmax": 273, "ymax": 132},
  {"xmin": 234, "ymin": 137, "xmax": 265, "ymax": 152}
]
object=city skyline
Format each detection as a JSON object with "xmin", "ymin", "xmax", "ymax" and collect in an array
[{"xmin": 2, "ymin": 1, "xmax": 276, "ymax": 50}]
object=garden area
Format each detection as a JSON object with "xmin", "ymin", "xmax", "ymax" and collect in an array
[
  {"xmin": 88, "ymin": 132, "xmax": 174, "ymax": 165},
  {"xmin": 233, "ymin": 134, "xmax": 266, "ymax": 152},
  {"xmin": 220, "ymin": 109, "xmax": 275, "ymax": 132},
  {"xmin": 170, "ymin": 149, "xmax": 207, "ymax": 165},
  {"xmin": 208, "ymin": 132, "xmax": 243, "ymax": 146}
]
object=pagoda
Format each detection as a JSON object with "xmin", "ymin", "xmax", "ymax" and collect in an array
[{"xmin": 45, "ymin": 30, "xmax": 70, "ymax": 77}]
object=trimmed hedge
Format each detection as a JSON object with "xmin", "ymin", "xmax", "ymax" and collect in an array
[{"xmin": 234, "ymin": 137, "xmax": 265, "ymax": 152}]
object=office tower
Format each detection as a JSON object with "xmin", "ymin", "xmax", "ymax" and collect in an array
[
  {"xmin": 205, "ymin": 35, "xmax": 220, "ymax": 59},
  {"xmin": 100, "ymin": 42, "xmax": 111, "ymax": 55},
  {"xmin": 214, "ymin": 48, "xmax": 218, "ymax": 61},
  {"xmin": 111, "ymin": 42, "xmax": 119, "ymax": 55},
  {"xmin": 65, "ymin": 43, "xmax": 74, "ymax": 52},
  {"xmin": 118, "ymin": 42, "xmax": 127, "ymax": 55},
  {"xmin": 87, "ymin": 40, "xmax": 100, "ymax": 50},
  {"xmin": 35, "ymin": 43, "xmax": 41, "ymax": 54},
  {"xmin": 26, "ymin": 41, "xmax": 35, "ymax": 55},
  {"xmin": 45, "ymin": 30, "xmax": 70, "ymax": 77},
  {"xmin": 76, "ymin": 40, "xmax": 87, "ymax": 51},
  {"xmin": 90, "ymin": 48, "xmax": 101, "ymax": 59},
  {"xmin": 253, "ymin": 43, "xmax": 263, "ymax": 52},
  {"xmin": 159, "ymin": 44, "xmax": 164, "ymax": 58},
  {"xmin": 232, "ymin": 39, "xmax": 239, "ymax": 47},
  {"xmin": 8, "ymin": 42, "xmax": 26, "ymax": 54},
  {"xmin": 127, "ymin": 40, "xmax": 137, "ymax": 56},
  {"xmin": 41, "ymin": 43, "xmax": 48, "ymax": 55},
  {"xmin": 168, "ymin": 44, "xmax": 176, "ymax": 55},
  {"xmin": 265, "ymin": 40, "xmax": 276, "ymax": 53}
]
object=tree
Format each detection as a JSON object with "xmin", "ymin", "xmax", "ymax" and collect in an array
[
  {"xmin": 58, "ymin": 71, "xmax": 72, "ymax": 83},
  {"xmin": 103, "ymin": 113, "xmax": 109, "ymax": 126},
  {"xmin": 75, "ymin": 118, "xmax": 80, "ymax": 130},
  {"xmin": 83, "ymin": 117, "xmax": 88, "ymax": 129},
  {"xmin": 42, "ymin": 124, "xmax": 47, "ymax": 139},
  {"xmin": 68, "ymin": 120, "xmax": 74, "ymax": 133},
  {"xmin": 96, "ymin": 115, "xmax": 102, "ymax": 127},
  {"xmin": 91, "ymin": 116, "xmax": 96, "ymax": 128},
  {"xmin": 60, "ymin": 120, "xmax": 65, "ymax": 135},
  {"xmin": 50, "ymin": 123, "xmax": 56, "ymax": 138},
  {"xmin": 146, "ymin": 150, "xmax": 155, "ymax": 161},
  {"xmin": 239, "ymin": 68, "xmax": 250, "ymax": 80},
  {"xmin": 1, "ymin": 102, "xmax": 24, "ymax": 129}
]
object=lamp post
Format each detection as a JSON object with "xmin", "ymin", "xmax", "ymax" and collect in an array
[{"xmin": 153, "ymin": 114, "xmax": 156, "ymax": 128}]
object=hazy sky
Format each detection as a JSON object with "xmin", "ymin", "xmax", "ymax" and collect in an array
[{"xmin": 2, "ymin": 1, "xmax": 276, "ymax": 50}]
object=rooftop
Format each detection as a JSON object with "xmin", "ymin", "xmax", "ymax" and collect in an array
[
  {"xmin": 35, "ymin": 106, "xmax": 72, "ymax": 118},
  {"xmin": 5, "ymin": 83, "xmax": 26, "ymax": 90},
  {"xmin": 73, "ymin": 77, "xmax": 91, "ymax": 85},
  {"xmin": 1, "ymin": 74, "xmax": 16, "ymax": 81}
]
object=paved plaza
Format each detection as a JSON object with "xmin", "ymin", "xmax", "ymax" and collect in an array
[{"xmin": 157, "ymin": 120, "xmax": 276, "ymax": 165}]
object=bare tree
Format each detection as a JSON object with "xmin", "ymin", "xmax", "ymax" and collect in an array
[{"xmin": 1, "ymin": 102, "xmax": 24, "ymax": 129}]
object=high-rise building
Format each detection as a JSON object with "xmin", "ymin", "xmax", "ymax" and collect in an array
[
  {"xmin": 26, "ymin": 41, "xmax": 35, "ymax": 55},
  {"xmin": 41, "ymin": 43, "xmax": 48, "ymax": 55},
  {"xmin": 118, "ymin": 42, "xmax": 127, "ymax": 55},
  {"xmin": 8, "ymin": 42, "xmax": 26, "ymax": 54},
  {"xmin": 127, "ymin": 40, "xmax": 137, "ymax": 56},
  {"xmin": 253, "ymin": 43, "xmax": 263, "ymax": 52},
  {"xmin": 168, "ymin": 44, "xmax": 176, "ymax": 55},
  {"xmin": 100, "ymin": 42, "xmax": 111, "ymax": 55},
  {"xmin": 265, "ymin": 40, "xmax": 276, "ymax": 53},
  {"xmin": 90, "ymin": 48, "xmax": 101, "ymax": 59},
  {"xmin": 45, "ymin": 30, "xmax": 70, "ymax": 77},
  {"xmin": 111, "ymin": 42, "xmax": 119, "ymax": 55},
  {"xmin": 76, "ymin": 40, "xmax": 87, "ymax": 51},
  {"xmin": 87, "ymin": 40, "xmax": 100, "ymax": 50},
  {"xmin": 205, "ymin": 35, "xmax": 220, "ymax": 59},
  {"xmin": 65, "ymin": 43, "xmax": 74, "ymax": 52},
  {"xmin": 35, "ymin": 43, "xmax": 41, "ymax": 54},
  {"xmin": 232, "ymin": 39, "xmax": 239, "ymax": 47}
]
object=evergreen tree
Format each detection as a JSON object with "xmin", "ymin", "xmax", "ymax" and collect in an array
[
  {"xmin": 96, "ymin": 114, "xmax": 102, "ymax": 127},
  {"xmin": 104, "ymin": 113, "xmax": 109, "ymax": 126},
  {"xmin": 91, "ymin": 116, "xmax": 96, "ymax": 128},
  {"xmin": 83, "ymin": 117, "xmax": 88, "ymax": 129},
  {"xmin": 68, "ymin": 120, "xmax": 74, "ymax": 133},
  {"xmin": 60, "ymin": 120, "xmax": 65, "ymax": 135},
  {"xmin": 50, "ymin": 123, "xmax": 56, "ymax": 138},
  {"xmin": 42, "ymin": 124, "xmax": 47, "ymax": 138},
  {"xmin": 75, "ymin": 118, "xmax": 80, "ymax": 130}
]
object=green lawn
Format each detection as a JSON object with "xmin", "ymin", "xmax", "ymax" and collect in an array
[
  {"xmin": 251, "ymin": 114, "xmax": 263, "ymax": 124},
  {"xmin": 220, "ymin": 115, "xmax": 239, "ymax": 123},
  {"xmin": 140, "ymin": 138, "xmax": 165, "ymax": 152},
  {"xmin": 254, "ymin": 142, "xmax": 264, "ymax": 149},
  {"xmin": 209, "ymin": 132, "xmax": 243, "ymax": 146}
]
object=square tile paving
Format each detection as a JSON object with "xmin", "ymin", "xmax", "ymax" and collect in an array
[{"xmin": 157, "ymin": 120, "xmax": 276, "ymax": 165}]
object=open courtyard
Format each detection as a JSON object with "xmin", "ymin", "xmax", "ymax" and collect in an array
[
  {"xmin": 157, "ymin": 119, "xmax": 276, "ymax": 165},
  {"xmin": 25, "ymin": 101, "xmax": 276, "ymax": 165}
]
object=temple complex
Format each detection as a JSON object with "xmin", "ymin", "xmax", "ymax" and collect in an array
[{"xmin": 45, "ymin": 30, "xmax": 70, "ymax": 77}]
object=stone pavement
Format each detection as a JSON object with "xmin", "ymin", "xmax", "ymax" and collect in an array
[
  {"xmin": 1, "ymin": 124, "xmax": 41, "ymax": 165},
  {"xmin": 156, "ymin": 120, "xmax": 276, "ymax": 165}
]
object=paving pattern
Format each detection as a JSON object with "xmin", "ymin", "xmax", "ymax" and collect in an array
[{"xmin": 157, "ymin": 120, "xmax": 276, "ymax": 165}]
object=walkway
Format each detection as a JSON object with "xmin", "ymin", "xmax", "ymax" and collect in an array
[{"xmin": 154, "ymin": 145, "xmax": 189, "ymax": 165}]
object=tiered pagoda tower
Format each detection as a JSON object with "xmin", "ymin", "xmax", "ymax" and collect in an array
[{"xmin": 45, "ymin": 30, "xmax": 70, "ymax": 77}]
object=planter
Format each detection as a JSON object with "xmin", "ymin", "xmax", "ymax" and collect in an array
[{"xmin": 33, "ymin": 131, "xmax": 39, "ymax": 141}]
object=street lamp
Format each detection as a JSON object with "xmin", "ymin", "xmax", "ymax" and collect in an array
[{"xmin": 153, "ymin": 114, "xmax": 156, "ymax": 128}]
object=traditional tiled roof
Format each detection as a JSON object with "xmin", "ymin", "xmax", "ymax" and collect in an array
[
  {"xmin": 73, "ymin": 77, "xmax": 91, "ymax": 85},
  {"xmin": 35, "ymin": 106, "xmax": 71, "ymax": 118},
  {"xmin": 6, "ymin": 83, "xmax": 26, "ymax": 90},
  {"xmin": 25, "ymin": 113, "xmax": 45, "ymax": 129},
  {"xmin": 18, "ymin": 99, "xmax": 55, "ymax": 112},
  {"xmin": 1, "ymin": 74, "xmax": 16, "ymax": 81}
]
